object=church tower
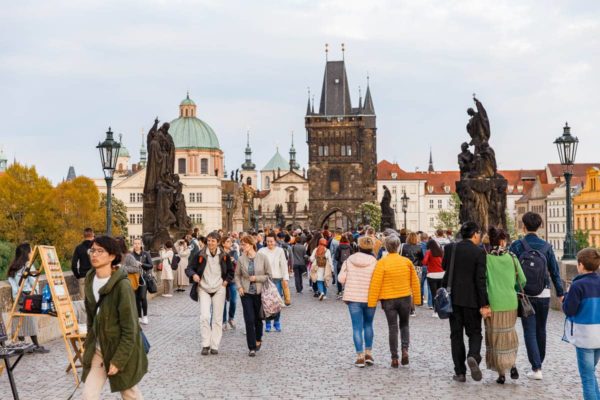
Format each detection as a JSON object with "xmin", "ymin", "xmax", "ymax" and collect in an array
[
  {"xmin": 241, "ymin": 131, "xmax": 258, "ymax": 188},
  {"xmin": 305, "ymin": 52, "xmax": 377, "ymax": 229}
]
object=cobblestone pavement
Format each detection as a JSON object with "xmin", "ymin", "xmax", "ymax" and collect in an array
[{"xmin": 0, "ymin": 278, "xmax": 591, "ymax": 400}]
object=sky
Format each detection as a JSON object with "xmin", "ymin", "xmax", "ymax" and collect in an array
[{"xmin": 1, "ymin": 0, "xmax": 600, "ymax": 183}]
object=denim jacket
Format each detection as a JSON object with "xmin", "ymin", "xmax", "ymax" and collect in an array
[{"xmin": 509, "ymin": 233, "xmax": 564, "ymax": 297}]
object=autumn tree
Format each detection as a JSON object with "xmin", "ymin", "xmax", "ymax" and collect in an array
[
  {"xmin": 435, "ymin": 193, "xmax": 461, "ymax": 232},
  {"xmin": 99, "ymin": 193, "xmax": 128, "ymax": 239}
]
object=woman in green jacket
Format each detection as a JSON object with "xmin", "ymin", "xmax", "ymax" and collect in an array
[
  {"xmin": 82, "ymin": 236, "xmax": 148, "ymax": 400},
  {"xmin": 484, "ymin": 227, "xmax": 526, "ymax": 385}
]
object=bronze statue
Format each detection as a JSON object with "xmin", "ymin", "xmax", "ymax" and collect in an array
[
  {"xmin": 380, "ymin": 185, "xmax": 396, "ymax": 230},
  {"xmin": 456, "ymin": 97, "xmax": 507, "ymax": 232}
]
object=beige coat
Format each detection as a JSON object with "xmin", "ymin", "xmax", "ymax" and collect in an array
[
  {"xmin": 174, "ymin": 243, "xmax": 190, "ymax": 287},
  {"xmin": 309, "ymin": 248, "xmax": 333, "ymax": 287},
  {"xmin": 234, "ymin": 252, "xmax": 272, "ymax": 294}
]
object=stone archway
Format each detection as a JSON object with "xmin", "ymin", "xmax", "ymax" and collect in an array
[{"xmin": 320, "ymin": 209, "xmax": 353, "ymax": 231}]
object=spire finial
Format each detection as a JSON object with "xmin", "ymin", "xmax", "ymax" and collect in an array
[
  {"xmin": 246, "ymin": 130, "xmax": 250, "ymax": 146},
  {"xmin": 341, "ymin": 43, "xmax": 345, "ymax": 60},
  {"xmin": 186, "ymin": 90, "xmax": 190, "ymax": 99},
  {"xmin": 311, "ymin": 95, "xmax": 315, "ymax": 113},
  {"xmin": 325, "ymin": 43, "xmax": 329, "ymax": 61},
  {"xmin": 119, "ymin": 133, "xmax": 123, "ymax": 143},
  {"xmin": 291, "ymin": 130, "xmax": 295, "ymax": 147},
  {"xmin": 367, "ymin": 72, "xmax": 370, "ymax": 87}
]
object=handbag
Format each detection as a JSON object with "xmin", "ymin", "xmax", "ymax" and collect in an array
[
  {"xmin": 144, "ymin": 272, "xmax": 158, "ymax": 294},
  {"xmin": 128, "ymin": 273, "xmax": 140, "ymax": 291},
  {"xmin": 260, "ymin": 278, "xmax": 283, "ymax": 319},
  {"xmin": 156, "ymin": 263, "xmax": 163, "ymax": 272},
  {"xmin": 282, "ymin": 280, "xmax": 291, "ymax": 306},
  {"xmin": 511, "ymin": 256, "xmax": 535, "ymax": 319},
  {"xmin": 20, "ymin": 294, "xmax": 43, "ymax": 313},
  {"xmin": 434, "ymin": 242, "xmax": 457, "ymax": 319}
]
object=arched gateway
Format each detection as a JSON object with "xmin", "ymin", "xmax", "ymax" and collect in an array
[{"xmin": 320, "ymin": 209, "xmax": 353, "ymax": 231}]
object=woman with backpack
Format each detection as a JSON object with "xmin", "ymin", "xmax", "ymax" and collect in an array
[
  {"xmin": 160, "ymin": 241, "xmax": 174, "ymax": 298},
  {"xmin": 423, "ymin": 239, "xmax": 445, "ymax": 317},
  {"xmin": 484, "ymin": 227, "xmax": 526, "ymax": 384},
  {"xmin": 131, "ymin": 238, "xmax": 153, "ymax": 325},
  {"xmin": 401, "ymin": 232, "xmax": 424, "ymax": 316},
  {"xmin": 334, "ymin": 234, "xmax": 354, "ymax": 298},
  {"xmin": 338, "ymin": 236, "xmax": 377, "ymax": 367},
  {"xmin": 309, "ymin": 238, "xmax": 333, "ymax": 300}
]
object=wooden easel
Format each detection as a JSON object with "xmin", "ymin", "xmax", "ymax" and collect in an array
[{"xmin": 3, "ymin": 245, "xmax": 84, "ymax": 384}]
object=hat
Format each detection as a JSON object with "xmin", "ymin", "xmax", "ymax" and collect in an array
[{"xmin": 358, "ymin": 236, "xmax": 374, "ymax": 251}]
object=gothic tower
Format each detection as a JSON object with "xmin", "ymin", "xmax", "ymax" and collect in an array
[
  {"xmin": 305, "ymin": 57, "xmax": 377, "ymax": 229},
  {"xmin": 241, "ymin": 131, "xmax": 258, "ymax": 189}
]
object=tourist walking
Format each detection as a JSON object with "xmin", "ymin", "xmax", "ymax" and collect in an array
[
  {"xmin": 423, "ymin": 239, "xmax": 445, "ymax": 317},
  {"xmin": 160, "ymin": 241, "xmax": 174, "ymax": 297},
  {"xmin": 7, "ymin": 243, "xmax": 50, "ymax": 353},
  {"xmin": 310, "ymin": 238, "xmax": 333, "ymax": 300},
  {"xmin": 484, "ymin": 227, "xmax": 526, "ymax": 384},
  {"xmin": 334, "ymin": 234, "xmax": 354, "ymax": 298},
  {"xmin": 258, "ymin": 233, "xmax": 289, "ymax": 332},
  {"xmin": 338, "ymin": 236, "xmax": 377, "ymax": 367},
  {"xmin": 235, "ymin": 235, "xmax": 272, "ymax": 357},
  {"xmin": 401, "ymin": 232, "xmax": 424, "ymax": 316},
  {"xmin": 442, "ymin": 222, "xmax": 489, "ymax": 382},
  {"xmin": 419, "ymin": 232, "xmax": 433, "ymax": 309},
  {"xmin": 221, "ymin": 236, "xmax": 238, "ymax": 331},
  {"xmin": 434, "ymin": 229, "xmax": 451, "ymax": 248},
  {"xmin": 291, "ymin": 235, "xmax": 308, "ymax": 293},
  {"xmin": 81, "ymin": 236, "xmax": 147, "ymax": 400},
  {"xmin": 131, "ymin": 239, "xmax": 153, "ymax": 325},
  {"xmin": 562, "ymin": 248, "xmax": 600, "ymax": 400},
  {"xmin": 186, "ymin": 232, "xmax": 234, "ymax": 355},
  {"xmin": 71, "ymin": 227, "xmax": 94, "ymax": 279},
  {"xmin": 174, "ymin": 239, "xmax": 190, "ymax": 292},
  {"xmin": 368, "ymin": 235, "xmax": 421, "ymax": 368},
  {"xmin": 509, "ymin": 211, "xmax": 565, "ymax": 380}
]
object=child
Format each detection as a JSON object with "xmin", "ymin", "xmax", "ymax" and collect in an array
[{"xmin": 562, "ymin": 248, "xmax": 600, "ymax": 400}]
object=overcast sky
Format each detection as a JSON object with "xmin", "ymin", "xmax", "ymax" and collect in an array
[{"xmin": 2, "ymin": 0, "xmax": 599, "ymax": 183}]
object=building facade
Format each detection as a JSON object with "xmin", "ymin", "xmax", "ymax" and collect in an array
[
  {"xmin": 574, "ymin": 167, "xmax": 600, "ymax": 247},
  {"xmin": 305, "ymin": 58, "xmax": 377, "ymax": 229}
]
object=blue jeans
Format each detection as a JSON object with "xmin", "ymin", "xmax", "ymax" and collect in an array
[
  {"xmin": 347, "ymin": 302, "xmax": 376, "ymax": 353},
  {"xmin": 272, "ymin": 279, "xmax": 283, "ymax": 323},
  {"xmin": 521, "ymin": 297, "xmax": 550, "ymax": 370},
  {"xmin": 576, "ymin": 347, "xmax": 600, "ymax": 400},
  {"xmin": 222, "ymin": 283, "xmax": 237, "ymax": 323},
  {"xmin": 317, "ymin": 281, "xmax": 327, "ymax": 296},
  {"xmin": 420, "ymin": 266, "xmax": 429, "ymax": 305}
]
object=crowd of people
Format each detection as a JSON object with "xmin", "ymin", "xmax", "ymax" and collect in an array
[{"xmin": 4, "ymin": 210, "xmax": 600, "ymax": 399}]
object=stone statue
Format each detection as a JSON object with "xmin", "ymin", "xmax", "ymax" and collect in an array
[
  {"xmin": 380, "ymin": 185, "xmax": 396, "ymax": 230},
  {"xmin": 142, "ymin": 118, "xmax": 192, "ymax": 252},
  {"xmin": 456, "ymin": 97, "xmax": 507, "ymax": 232}
]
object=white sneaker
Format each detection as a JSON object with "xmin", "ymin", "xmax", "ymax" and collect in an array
[
  {"xmin": 432, "ymin": 313, "xmax": 438, "ymax": 318},
  {"xmin": 141, "ymin": 316, "xmax": 149, "ymax": 325},
  {"xmin": 162, "ymin": 294, "xmax": 173, "ymax": 298},
  {"xmin": 526, "ymin": 370, "xmax": 543, "ymax": 380},
  {"xmin": 322, "ymin": 296, "xmax": 327, "ymax": 300}
]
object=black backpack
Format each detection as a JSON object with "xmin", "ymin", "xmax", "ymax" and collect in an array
[
  {"xmin": 338, "ymin": 246, "xmax": 352, "ymax": 264},
  {"xmin": 517, "ymin": 239, "xmax": 550, "ymax": 296},
  {"xmin": 170, "ymin": 254, "xmax": 181, "ymax": 271}
]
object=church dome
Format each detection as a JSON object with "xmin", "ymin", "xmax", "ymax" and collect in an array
[
  {"xmin": 118, "ymin": 144, "xmax": 130, "ymax": 158},
  {"xmin": 170, "ymin": 94, "xmax": 220, "ymax": 150}
]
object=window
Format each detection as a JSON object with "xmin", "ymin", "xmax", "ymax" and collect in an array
[
  {"xmin": 137, "ymin": 193, "xmax": 143, "ymax": 203},
  {"xmin": 429, "ymin": 217, "xmax": 435, "ymax": 227},
  {"xmin": 329, "ymin": 169, "xmax": 341, "ymax": 194},
  {"xmin": 323, "ymin": 145, "xmax": 329, "ymax": 156},
  {"xmin": 318, "ymin": 146, "xmax": 324, "ymax": 156},
  {"xmin": 189, "ymin": 193, "xmax": 202, "ymax": 203},
  {"xmin": 266, "ymin": 176, "xmax": 271, "ymax": 189},
  {"xmin": 341, "ymin": 145, "xmax": 352, "ymax": 156},
  {"xmin": 178, "ymin": 158, "xmax": 186, "ymax": 174},
  {"xmin": 190, "ymin": 193, "xmax": 196, "ymax": 203},
  {"xmin": 129, "ymin": 214, "xmax": 136, "ymax": 224},
  {"xmin": 438, "ymin": 199, "xmax": 443, "ymax": 209},
  {"xmin": 429, "ymin": 199, "xmax": 434, "ymax": 209},
  {"xmin": 200, "ymin": 158, "xmax": 208, "ymax": 174},
  {"xmin": 190, "ymin": 214, "xmax": 203, "ymax": 224},
  {"xmin": 136, "ymin": 214, "xmax": 143, "ymax": 224},
  {"xmin": 130, "ymin": 193, "xmax": 136, "ymax": 203}
]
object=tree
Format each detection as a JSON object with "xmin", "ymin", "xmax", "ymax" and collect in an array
[
  {"xmin": 505, "ymin": 211, "xmax": 517, "ymax": 240},
  {"xmin": 435, "ymin": 193, "xmax": 461, "ymax": 232},
  {"xmin": 359, "ymin": 202, "xmax": 382, "ymax": 231},
  {"xmin": 574, "ymin": 229, "xmax": 589, "ymax": 251},
  {"xmin": 99, "ymin": 193, "xmax": 128, "ymax": 238}
]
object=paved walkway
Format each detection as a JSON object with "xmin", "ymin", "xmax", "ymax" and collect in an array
[{"xmin": 0, "ymin": 280, "xmax": 590, "ymax": 399}]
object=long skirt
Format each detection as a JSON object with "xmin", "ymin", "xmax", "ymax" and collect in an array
[
  {"xmin": 11, "ymin": 315, "xmax": 38, "ymax": 337},
  {"xmin": 485, "ymin": 309, "xmax": 518, "ymax": 374}
]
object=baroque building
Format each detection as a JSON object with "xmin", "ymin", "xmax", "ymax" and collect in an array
[
  {"xmin": 574, "ymin": 167, "xmax": 600, "ymax": 247},
  {"xmin": 305, "ymin": 57, "xmax": 377, "ymax": 229}
]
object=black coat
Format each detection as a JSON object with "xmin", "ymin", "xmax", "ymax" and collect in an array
[
  {"xmin": 401, "ymin": 244, "xmax": 424, "ymax": 266},
  {"xmin": 441, "ymin": 240, "xmax": 488, "ymax": 309},
  {"xmin": 185, "ymin": 248, "xmax": 234, "ymax": 302},
  {"xmin": 71, "ymin": 240, "xmax": 94, "ymax": 279}
]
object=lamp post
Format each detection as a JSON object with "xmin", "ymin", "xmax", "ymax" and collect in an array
[
  {"xmin": 97, "ymin": 127, "xmax": 121, "ymax": 236},
  {"xmin": 224, "ymin": 194, "xmax": 233, "ymax": 233},
  {"xmin": 401, "ymin": 190, "xmax": 409, "ymax": 230},
  {"xmin": 554, "ymin": 122, "xmax": 579, "ymax": 260}
]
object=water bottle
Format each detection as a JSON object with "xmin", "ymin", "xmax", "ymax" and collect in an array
[{"xmin": 41, "ymin": 284, "xmax": 51, "ymax": 314}]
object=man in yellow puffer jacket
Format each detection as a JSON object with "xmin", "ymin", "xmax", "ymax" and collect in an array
[{"xmin": 368, "ymin": 235, "xmax": 421, "ymax": 368}]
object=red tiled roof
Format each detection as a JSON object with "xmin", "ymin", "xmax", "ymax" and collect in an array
[
  {"xmin": 547, "ymin": 163, "xmax": 600, "ymax": 179},
  {"xmin": 256, "ymin": 190, "xmax": 270, "ymax": 199}
]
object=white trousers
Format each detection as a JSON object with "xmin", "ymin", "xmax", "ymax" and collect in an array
[
  {"xmin": 82, "ymin": 351, "xmax": 143, "ymax": 400},
  {"xmin": 199, "ymin": 285, "xmax": 226, "ymax": 350}
]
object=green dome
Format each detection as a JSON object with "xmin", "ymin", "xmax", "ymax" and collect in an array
[
  {"xmin": 118, "ymin": 144, "xmax": 130, "ymax": 158},
  {"xmin": 180, "ymin": 93, "xmax": 195, "ymax": 106},
  {"xmin": 169, "ymin": 116, "xmax": 220, "ymax": 150},
  {"xmin": 262, "ymin": 149, "xmax": 289, "ymax": 171}
]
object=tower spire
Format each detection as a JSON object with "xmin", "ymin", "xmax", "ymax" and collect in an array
[
  {"xmin": 341, "ymin": 43, "xmax": 345, "ymax": 60},
  {"xmin": 306, "ymin": 87, "xmax": 311, "ymax": 115},
  {"xmin": 325, "ymin": 43, "xmax": 329, "ymax": 61},
  {"xmin": 428, "ymin": 147, "xmax": 434, "ymax": 172},
  {"xmin": 363, "ymin": 74, "xmax": 375, "ymax": 115},
  {"xmin": 358, "ymin": 85, "xmax": 362, "ymax": 109},
  {"xmin": 242, "ymin": 130, "xmax": 256, "ymax": 170},
  {"xmin": 289, "ymin": 131, "xmax": 299, "ymax": 171}
]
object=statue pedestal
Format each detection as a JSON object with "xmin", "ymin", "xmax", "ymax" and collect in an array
[{"xmin": 456, "ymin": 175, "xmax": 507, "ymax": 231}]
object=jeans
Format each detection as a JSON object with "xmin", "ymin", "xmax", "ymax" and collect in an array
[
  {"xmin": 135, "ymin": 285, "xmax": 148, "ymax": 318},
  {"xmin": 272, "ymin": 279, "xmax": 283, "ymax": 324},
  {"xmin": 381, "ymin": 296, "xmax": 412, "ymax": 359},
  {"xmin": 420, "ymin": 266, "xmax": 428, "ymax": 304},
  {"xmin": 427, "ymin": 277, "xmax": 443, "ymax": 310},
  {"xmin": 576, "ymin": 347, "xmax": 600, "ymax": 400},
  {"xmin": 347, "ymin": 302, "xmax": 376, "ymax": 353},
  {"xmin": 520, "ymin": 297, "xmax": 550, "ymax": 371},
  {"xmin": 336, "ymin": 266, "xmax": 343, "ymax": 294},
  {"xmin": 222, "ymin": 283, "xmax": 237, "ymax": 323},
  {"xmin": 317, "ymin": 280, "xmax": 327, "ymax": 296},
  {"xmin": 240, "ymin": 294, "xmax": 263, "ymax": 350},
  {"xmin": 293, "ymin": 264, "xmax": 306, "ymax": 293},
  {"xmin": 449, "ymin": 304, "xmax": 482, "ymax": 375}
]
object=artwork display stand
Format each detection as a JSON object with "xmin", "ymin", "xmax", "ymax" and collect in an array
[{"xmin": 3, "ymin": 245, "xmax": 84, "ymax": 384}]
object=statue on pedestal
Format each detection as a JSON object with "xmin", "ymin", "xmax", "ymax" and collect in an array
[
  {"xmin": 456, "ymin": 97, "xmax": 507, "ymax": 232},
  {"xmin": 380, "ymin": 185, "xmax": 396, "ymax": 230}
]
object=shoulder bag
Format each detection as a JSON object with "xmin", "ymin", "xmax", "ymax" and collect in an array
[
  {"xmin": 434, "ymin": 242, "xmax": 457, "ymax": 319},
  {"xmin": 511, "ymin": 255, "xmax": 535, "ymax": 319}
]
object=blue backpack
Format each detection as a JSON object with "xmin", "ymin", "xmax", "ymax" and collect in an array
[{"xmin": 518, "ymin": 239, "xmax": 550, "ymax": 296}]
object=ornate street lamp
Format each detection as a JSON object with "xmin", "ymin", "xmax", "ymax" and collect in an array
[
  {"xmin": 554, "ymin": 122, "xmax": 578, "ymax": 259},
  {"xmin": 401, "ymin": 190, "xmax": 409, "ymax": 230},
  {"xmin": 97, "ymin": 127, "xmax": 121, "ymax": 236},
  {"xmin": 224, "ymin": 194, "xmax": 234, "ymax": 233}
]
